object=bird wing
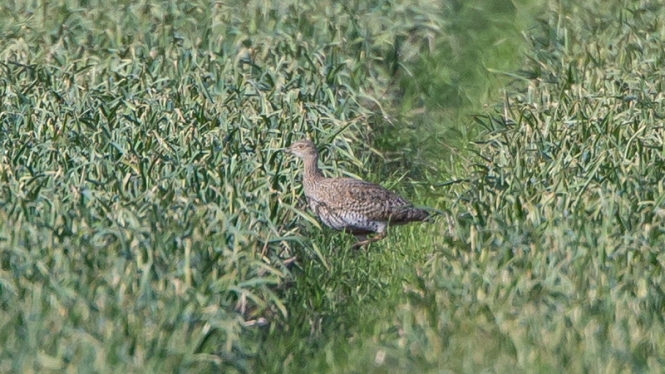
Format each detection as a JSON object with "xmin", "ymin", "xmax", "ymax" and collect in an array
[{"xmin": 326, "ymin": 178, "xmax": 414, "ymax": 221}]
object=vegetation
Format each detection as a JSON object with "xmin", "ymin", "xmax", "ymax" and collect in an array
[
  {"xmin": 380, "ymin": 1, "xmax": 665, "ymax": 371},
  {"xmin": 1, "ymin": 0, "xmax": 664, "ymax": 373}
]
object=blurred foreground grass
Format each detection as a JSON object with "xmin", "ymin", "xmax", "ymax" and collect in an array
[{"xmin": 2, "ymin": 0, "xmax": 664, "ymax": 373}]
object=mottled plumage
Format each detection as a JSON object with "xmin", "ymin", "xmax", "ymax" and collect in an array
[{"xmin": 285, "ymin": 139, "xmax": 429, "ymax": 248}]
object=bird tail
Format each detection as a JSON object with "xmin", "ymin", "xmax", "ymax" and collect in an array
[{"xmin": 391, "ymin": 206, "xmax": 431, "ymax": 223}]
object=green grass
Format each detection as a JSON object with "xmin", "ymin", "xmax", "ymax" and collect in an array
[
  {"xmin": 2, "ymin": 0, "xmax": 665, "ymax": 373},
  {"xmin": 291, "ymin": 1, "xmax": 665, "ymax": 373}
]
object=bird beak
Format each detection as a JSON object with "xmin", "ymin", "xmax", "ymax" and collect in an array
[{"xmin": 282, "ymin": 147, "xmax": 292, "ymax": 154}]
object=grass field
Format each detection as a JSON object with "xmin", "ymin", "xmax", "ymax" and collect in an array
[{"xmin": 1, "ymin": 0, "xmax": 664, "ymax": 373}]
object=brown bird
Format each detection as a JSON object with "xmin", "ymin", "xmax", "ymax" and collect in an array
[{"xmin": 285, "ymin": 139, "xmax": 430, "ymax": 248}]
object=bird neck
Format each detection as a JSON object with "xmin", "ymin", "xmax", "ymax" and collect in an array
[{"xmin": 303, "ymin": 154, "xmax": 324, "ymax": 181}]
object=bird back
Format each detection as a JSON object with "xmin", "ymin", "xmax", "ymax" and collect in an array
[{"xmin": 304, "ymin": 177, "xmax": 428, "ymax": 224}]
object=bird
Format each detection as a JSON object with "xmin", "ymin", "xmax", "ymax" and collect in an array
[{"xmin": 285, "ymin": 138, "xmax": 430, "ymax": 248}]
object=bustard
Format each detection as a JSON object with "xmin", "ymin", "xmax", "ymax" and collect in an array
[{"xmin": 285, "ymin": 139, "xmax": 429, "ymax": 248}]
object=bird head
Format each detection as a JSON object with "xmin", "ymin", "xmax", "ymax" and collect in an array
[{"xmin": 285, "ymin": 139, "xmax": 318, "ymax": 159}]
